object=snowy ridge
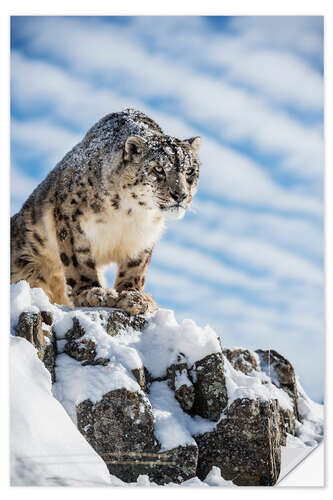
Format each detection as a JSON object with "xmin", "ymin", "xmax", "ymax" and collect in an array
[{"xmin": 10, "ymin": 281, "xmax": 324, "ymax": 486}]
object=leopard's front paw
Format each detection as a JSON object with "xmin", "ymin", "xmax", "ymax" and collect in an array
[
  {"xmin": 75, "ymin": 287, "xmax": 118, "ymax": 307},
  {"xmin": 116, "ymin": 290, "xmax": 158, "ymax": 315}
]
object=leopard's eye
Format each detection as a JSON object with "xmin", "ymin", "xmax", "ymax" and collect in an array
[
  {"xmin": 186, "ymin": 167, "xmax": 195, "ymax": 176},
  {"xmin": 153, "ymin": 165, "xmax": 165, "ymax": 175}
]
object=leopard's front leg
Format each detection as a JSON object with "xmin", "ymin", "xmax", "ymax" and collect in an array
[
  {"xmin": 56, "ymin": 227, "xmax": 115, "ymax": 308},
  {"xmin": 57, "ymin": 220, "xmax": 157, "ymax": 314},
  {"xmin": 56, "ymin": 221, "xmax": 152, "ymax": 314},
  {"xmin": 114, "ymin": 248, "xmax": 158, "ymax": 314}
]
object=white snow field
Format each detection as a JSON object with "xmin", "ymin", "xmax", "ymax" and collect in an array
[{"xmin": 10, "ymin": 281, "xmax": 324, "ymax": 486}]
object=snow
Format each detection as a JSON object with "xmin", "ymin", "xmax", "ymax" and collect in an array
[
  {"xmin": 149, "ymin": 381, "xmax": 215, "ymax": 451},
  {"xmin": 174, "ymin": 369, "xmax": 192, "ymax": 390},
  {"xmin": 10, "ymin": 335, "xmax": 112, "ymax": 486},
  {"xmin": 294, "ymin": 378, "xmax": 324, "ymax": 446},
  {"xmin": 204, "ymin": 466, "xmax": 235, "ymax": 486},
  {"xmin": 223, "ymin": 355, "xmax": 294, "ymax": 412},
  {"xmin": 10, "ymin": 281, "xmax": 324, "ymax": 487},
  {"xmin": 53, "ymin": 354, "xmax": 142, "ymax": 425},
  {"xmin": 133, "ymin": 310, "xmax": 222, "ymax": 378},
  {"xmin": 10, "ymin": 280, "xmax": 36, "ymax": 326}
]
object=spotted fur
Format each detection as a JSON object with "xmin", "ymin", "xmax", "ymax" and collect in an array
[{"xmin": 10, "ymin": 108, "xmax": 201, "ymax": 314}]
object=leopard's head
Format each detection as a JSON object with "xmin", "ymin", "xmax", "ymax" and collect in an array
[{"xmin": 122, "ymin": 134, "xmax": 201, "ymax": 219}]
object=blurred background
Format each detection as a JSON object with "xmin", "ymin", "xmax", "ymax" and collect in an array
[{"xmin": 10, "ymin": 16, "xmax": 324, "ymax": 402}]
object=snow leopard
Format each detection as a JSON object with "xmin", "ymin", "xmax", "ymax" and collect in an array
[{"xmin": 11, "ymin": 108, "xmax": 201, "ymax": 314}]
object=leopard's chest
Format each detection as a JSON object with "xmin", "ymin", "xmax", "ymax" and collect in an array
[{"xmin": 80, "ymin": 203, "xmax": 165, "ymax": 265}]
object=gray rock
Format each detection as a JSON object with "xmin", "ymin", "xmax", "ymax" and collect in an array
[
  {"xmin": 15, "ymin": 311, "xmax": 57, "ymax": 382},
  {"xmin": 106, "ymin": 310, "xmax": 147, "ymax": 336},
  {"xmin": 279, "ymin": 408, "xmax": 296, "ymax": 446},
  {"xmin": 132, "ymin": 367, "xmax": 146, "ymax": 390},
  {"xmin": 167, "ymin": 361, "xmax": 195, "ymax": 412},
  {"xmin": 195, "ymin": 398, "xmax": 282, "ymax": 486},
  {"xmin": 76, "ymin": 385, "xmax": 198, "ymax": 484},
  {"xmin": 15, "ymin": 312, "xmax": 44, "ymax": 347},
  {"xmin": 223, "ymin": 348, "xmax": 259, "ymax": 374},
  {"xmin": 256, "ymin": 349, "xmax": 300, "ymax": 421},
  {"xmin": 190, "ymin": 352, "xmax": 228, "ymax": 421},
  {"xmin": 76, "ymin": 388, "xmax": 157, "ymax": 482},
  {"xmin": 146, "ymin": 444, "xmax": 198, "ymax": 485},
  {"xmin": 77, "ymin": 388, "xmax": 154, "ymax": 482},
  {"xmin": 64, "ymin": 317, "xmax": 109, "ymax": 366},
  {"xmin": 40, "ymin": 310, "xmax": 54, "ymax": 326}
]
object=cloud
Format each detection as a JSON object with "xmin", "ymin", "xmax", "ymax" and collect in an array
[
  {"xmin": 10, "ymin": 166, "xmax": 40, "ymax": 214},
  {"xmin": 133, "ymin": 16, "xmax": 323, "ymax": 111},
  {"xmin": 229, "ymin": 16, "xmax": 323, "ymax": 60},
  {"xmin": 153, "ymin": 240, "xmax": 277, "ymax": 292},
  {"xmin": 167, "ymin": 216, "xmax": 323, "ymax": 286},
  {"xmin": 199, "ymin": 138, "xmax": 323, "ymax": 215},
  {"xmin": 13, "ymin": 17, "xmax": 324, "ymax": 179},
  {"xmin": 194, "ymin": 199, "xmax": 323, "ymax": 259},
  {"xmin": 11, "ymin": 53, "xmax": 322, "ymax": 217},
  {"xmin": 11, "ymin": 118, "xmax": 82, "ymax": 169}
]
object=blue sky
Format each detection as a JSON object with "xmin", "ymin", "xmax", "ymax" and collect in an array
[{"xmin": 10, "ymin": 16, "xmax": 324, "ymax": 402}]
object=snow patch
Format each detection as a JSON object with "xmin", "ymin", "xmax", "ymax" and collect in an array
[
  {"xmin": 149, "ymin": 381, "xmax": 215, "ymax": 450},
  {"xmin": 10, "ymin": 336, "xmax": 111, "ymax": 486}
]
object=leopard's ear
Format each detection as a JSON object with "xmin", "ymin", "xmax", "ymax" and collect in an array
[
  {"xmin": 124, "ymin": 136, "xmax": 147, "ymax": 163},
  {"xmin": 184, "ymin": 136, "xmax": 201, "ymax": 154}
]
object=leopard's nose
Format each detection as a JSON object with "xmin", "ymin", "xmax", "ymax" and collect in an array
[{"xmin": 170, "ymin": 191, "xmax": 186, "ymax": 203}]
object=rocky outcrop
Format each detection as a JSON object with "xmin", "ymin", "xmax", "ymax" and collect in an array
[
  {"xmin": 14, "ymin": 303, "xmax": 304, "ymax": 487},
  {"xmin": 15, "ymin": 311, "xmax": 57, "ymax": 382}
]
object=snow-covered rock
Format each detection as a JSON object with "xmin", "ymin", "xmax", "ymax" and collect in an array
[{"xmin": 10, "ymin": 281, "xmax": 324, "ymax": 486}]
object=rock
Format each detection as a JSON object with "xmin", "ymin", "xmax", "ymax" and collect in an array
[
  {"xmin": 256, "ymin": 349, "xmax": 300, "ymax": 421},
  {"xmin": 40, "ymin": 310, "xmax": 54, "ymax": 326},
  {"xmin": 64, "ymin": 317, "xmax": 109, "ymax": 366},
  {"xmin": 279, "ymin": 408, "xmax": 296, "ymax": 446},
  {"xmin": 195, "ymin": 398, "xmax": 282, "ymax": 486},
  {"xmin": 223, "ymin": 348, "xmax": 259, "ymax": 374},
  {"xmin": 190, "ymin": 352, "xmax": 228, "ymax": 421},
  {"xmin": 15, "ymin": 312, "xmax": 57, "ymax": 382},
  {"xmin": 106, "ymin": 310, "xmax": 147, "ymax": 336},
  {"xmin": 143, "ymin": 367, "xmax": 153, "ymax": 392},
  {"xmin": 166, "ymin": 360, "xmax": 195, "ymax": 412},
  {"xmin": 132, "ymin": 367, "xmax": 146, "ymax": 390},
  {"xmin": 15, "ymin": 312, "xmax": 44, "ymax": 347},
  {"xmin": 38, "ymin": 335, "xmax": 57, "ymax": 383},
  {"xmin": 76, "ymin": 384, "xmax": 198, "ymax": 485},
  {"xmin": 146, "ymin": 444, "xmax": 198, "ymax": 485},
  {"xmin": 77, "ymin": 388, "xmax": 156, "ymax": 483}
]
